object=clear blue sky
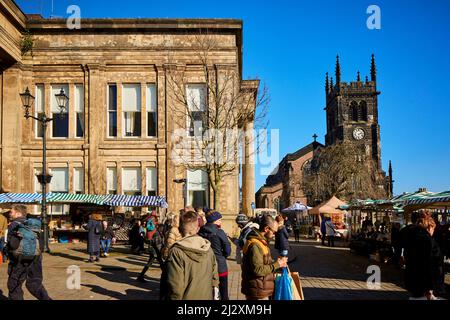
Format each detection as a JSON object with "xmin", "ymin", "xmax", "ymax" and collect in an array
[{"xmin": 17, "ymin": 0, "xmax": 450, "ymax": 195}]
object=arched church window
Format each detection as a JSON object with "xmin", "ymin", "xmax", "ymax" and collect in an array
[
  {"xmin": 359, "ymin": 101, "xmax": 368, "ymax": 121},
  {"xmin": 350, "ymin": 101, "xmax": 358, "ymax": 121}
]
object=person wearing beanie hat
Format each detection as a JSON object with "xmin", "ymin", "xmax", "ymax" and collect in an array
[
  {"xmin": 199, "ymin": 211, "xmax": 231, "ymax": 300},
  {"xmin": 206, "ymin": 211, "xmax": 222, "ymax": 224}
]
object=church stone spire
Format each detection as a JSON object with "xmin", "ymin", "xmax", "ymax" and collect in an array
[
  {"xmin": 325, "ymin": 72, "xmax": 330, "ymax": 93},
  {"xmin": 335, "ymin": 55, "xmax": 341, "ymax": 85},
  {"xmin": 371, "ymin": 54, "xmax": 377, "ymax": 82},
  {"xmin": 357, "ymin": 70, "xmax": 361, "ymax": 82}
]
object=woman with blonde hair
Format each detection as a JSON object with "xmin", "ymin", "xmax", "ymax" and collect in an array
[
  {"xmin": 161, "ymin": 213, "xmax": 182, "ymax": 260},
  {"xmin": 159, "ymin": 212, "xmax": 182, "ymax": 299}
]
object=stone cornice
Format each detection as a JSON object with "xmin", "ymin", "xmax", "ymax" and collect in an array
[
  {"xmin": 0, "ymin": 0, "xmax": 27, "ymax": 30},
  {"xmin": 27, "ymin": 18, "xmax": 243, "ymax": 32}
]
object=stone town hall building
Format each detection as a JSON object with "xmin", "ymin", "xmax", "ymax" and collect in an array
[
  {"xmin": 256, "ymin": 55, "xmax": 392, "ymax": 210},
  {"xmin": 0, "ymin": 0, "xmax": 257, "ymax": 234}
]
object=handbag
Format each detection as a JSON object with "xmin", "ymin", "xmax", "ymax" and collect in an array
[
  {"xmin": 288, "ymin": 267, "xmax": 304, "ymax": 300},
  {"xmin": 274, "ymin": 268, "xmax": 294, "ymax": 300}
]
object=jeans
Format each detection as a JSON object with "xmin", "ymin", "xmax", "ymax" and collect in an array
[{"xmin": 101, "ymin": 239, "xmax": 111, "ymax": 254}]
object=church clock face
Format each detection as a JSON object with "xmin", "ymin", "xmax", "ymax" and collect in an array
[{"xmin": 353, "ymin": 128, "xmax": 365, "ymax": 140}]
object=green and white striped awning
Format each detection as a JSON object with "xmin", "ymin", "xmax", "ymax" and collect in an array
[
  {"xmin": 340, "ymin": 190, "xmax": 450, "ymax": 212},
  {"xmin": 46, "ymin": 193, "xmax": 107, "ymax": 205},
  {"xmin": 403, "ymin": 191, "xmax": 450, "ymax": 208},
  {"xmin": 0, "ymin": 192, "xmax": 168, "ymax": 208}
]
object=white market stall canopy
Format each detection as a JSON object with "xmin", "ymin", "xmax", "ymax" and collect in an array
[
  {"xmin": 0, "ymin": 193, "xmax": 168, "ymax": 208},
  {"xmin": 282, "ymin": 201, "xmax": 311, "ymax": 213}
]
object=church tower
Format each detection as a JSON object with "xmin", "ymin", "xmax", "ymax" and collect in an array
[{"xmin": 324, "ymin": 55, "xmax": 388, "ymax": 195}]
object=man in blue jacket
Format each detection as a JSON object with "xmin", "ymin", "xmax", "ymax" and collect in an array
[{"xmin": 199, "ymin": 211, "xmax": 231, "ymax": 300}]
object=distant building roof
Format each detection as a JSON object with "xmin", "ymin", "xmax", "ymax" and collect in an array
[{"xmin": 258, "ymin": 140, "xmax": 324, "ymax": 191}]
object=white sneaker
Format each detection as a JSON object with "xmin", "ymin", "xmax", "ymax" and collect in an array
[{"xmin": 104, "ymin": 253, "xmax": 109, "ymax": 257}]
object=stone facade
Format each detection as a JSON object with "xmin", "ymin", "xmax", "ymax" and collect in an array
[
  {"xmin": 0, "ymin": 1, "xmax": 257, "ymax": 236},
  {"xmin": 256, "ymin": 141, "xmax": 323, "ymax": 210}
]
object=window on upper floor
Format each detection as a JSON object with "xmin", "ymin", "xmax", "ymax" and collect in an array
[
  {"xmin": 122, "ymin": 84, "xmax": 141, "ymax": 137},
  {"xmin": 147, "ymin": 84, "xmax": 157, "ymax": 137},
  {"xmin": 186, "ymin": 84, "xmax": 207, "ymax": 137},
  {"xmin": 75, "ymin": 84, "xmax": 84, "ymax": 138},
  {"xmin": 51, "ymin": 84, "xmax": 69, "ymax": 138},
  {"xmin": 108, "ymin": 84, "xmax": 118, "ymax": 137},
  {"xmin": 35, "ymin": 85, "xmax": 45, "ymax": 138}
]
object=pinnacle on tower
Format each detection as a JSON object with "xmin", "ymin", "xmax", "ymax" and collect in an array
[
  {"xmin": 365, "ymin": 75, "xmax": 369, "ymax": 83},
  {"xmin": 371, "ymin": 54, "xmax": 377, "ymax": 82},
  {"xmin": 325, "ymin": 72, "xmax": 330, "ymax": 93},
  {"xmin": 357, "ymin": 70, "xmax": 361, "ymax": 82},
  {"xmin": 335, "ymin": 55, "xmax": 341, "ymax": 85},
  {"xmin": 330, "ymin": 77, "xmax": 334, "ymax": 90}
]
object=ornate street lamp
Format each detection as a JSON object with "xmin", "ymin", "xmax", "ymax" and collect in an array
[{"xmin": 20, "ymin": 87, "xmax": 68, "ymax": 253}]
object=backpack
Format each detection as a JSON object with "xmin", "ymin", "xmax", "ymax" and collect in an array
[
  {"xmin": 94, "ymin": 223, "xmax": 101, "ymax": 235},
  {"xmin": 237, "ymin": 223, "xmax": 259, "ymax": 249},
  {"xmin": 146, "ymin": 218, "xmax": 155, "ymax": 232},
  {"xmin": 9, "ymin": 219, "xmax": 42, "ymax": 262}
]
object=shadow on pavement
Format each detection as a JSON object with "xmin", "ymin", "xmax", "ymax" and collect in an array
[
  {"xmin": 0, "ymin": 289, "xmax": 8, "ymax": 300},
  {"xmin": 277, "ymin": 240, "xmax": 407, "ymax": 286},
  {"xmin": 48, "ymin": 251, "xmax": 87, "ymax": 262},
  {"xmin": 85, "ymin": 264, "xmax": 161, "ymax": 292},
  {"xmin": 115, "ymin": 258, "xmax": 147, "ymax": 267},
  {"xmin": 302, "ymin": 287, "xmax": 409, "ymax": 300},
  {"xmin": 83, "ymin": 284, "xmax": 158, "ymax": 300}
]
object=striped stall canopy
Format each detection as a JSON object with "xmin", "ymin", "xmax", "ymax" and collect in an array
[
  {"xmin": 103, "ymin": 194, "xmax": 142, "ymax": 207},
  {"xmin": 102, "ymin": 194, "xmax": 168, "ymax": 208},
  {"xmin": 46, "ymin": 193, "xmax": 107, "ymax": 205},
  {"xmin": 0, "ymin": 192, "xmax": 168, "ymax": 208},
  {"xmin": 0, "ymin": 193, "xmax": 48, "ymax": 204},
  {"xmin": 403, "ymin": 191, "xmax": 450, "ymax": 207}
]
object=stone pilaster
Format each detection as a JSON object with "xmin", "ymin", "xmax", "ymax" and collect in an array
[
  {"xmin": 242, "ymin": 120, "xmax": 255, "ymax": 216},
  {"xmin": 1, "ymin": 64, "xmax": 22, "ymax": 192}
]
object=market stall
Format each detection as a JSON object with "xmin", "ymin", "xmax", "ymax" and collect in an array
[
  {"xmin": 309, "ymin": 196, "xmax": 348, "ymax": 239},
  {"xmin": 282, "ymin": 201, "xmax": 312, "ymax": 236},
  {"xmin": 0, "ymin": 192, "xmax": 168, "ymax": 243}
]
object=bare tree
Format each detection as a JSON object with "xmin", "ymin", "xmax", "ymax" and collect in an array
[
  {"xmin": 302, "ymin": 141, "xmax": 386, "ymax": 203},
  {"xmin": 166, "ymin": 32, "xmax": 269, "ymax": 210}
]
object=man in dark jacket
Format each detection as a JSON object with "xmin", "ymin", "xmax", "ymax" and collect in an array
[
  {"xmin": 165, "ymin": 211, "xmax": 219, "ymax": 300},
  {"xmin": 6, "ymin": 204, "xmax": 50, "ymax": 300},
  {"xmin": 199, "ymin": 211, "xmax": 231, "ymax": 300},
  {"xmin": 241, "ymin": 214, "xmax": 287, "ymax": 300}
]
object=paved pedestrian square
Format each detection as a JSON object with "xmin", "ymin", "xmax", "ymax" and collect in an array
[{"xmin": 0, "ymin": 239, "xmax": 446, "ymax": 300}]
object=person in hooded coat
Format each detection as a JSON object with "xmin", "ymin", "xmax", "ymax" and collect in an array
[
  {"xmin": 85, "ymin": 213, "xmax": 102, "ymax": 262},
  {"xmin": 199, "ymin": 211, "xmax": 231, "ymax": 300},
  {"xmin": 165, "ymin": 211, "xmax": 219, "ymax": 300}
]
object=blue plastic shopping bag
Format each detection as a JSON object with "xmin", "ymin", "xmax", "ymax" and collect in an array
[{"xmin": 274, "ymin": 268, "xmax": 293, "ymax": 300}]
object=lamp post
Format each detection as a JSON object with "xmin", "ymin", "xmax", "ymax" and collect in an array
[{"xmin": 20, "ymin": 87, "xmax": 69, "ymax": 253}]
